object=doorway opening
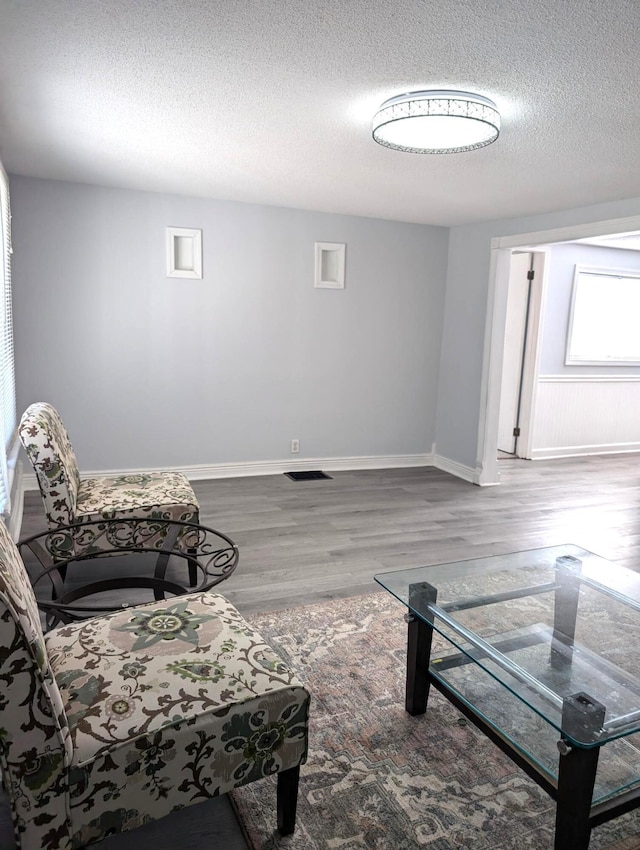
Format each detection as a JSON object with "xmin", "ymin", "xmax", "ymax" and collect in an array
[{"xmin": 477, "ymin": 213, "xmax": 640, "ymax": 486}]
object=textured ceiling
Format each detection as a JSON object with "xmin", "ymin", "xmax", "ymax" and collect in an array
[{"xmin": 1, "ymin": 0, "xmax": 639, "ymax": 226}]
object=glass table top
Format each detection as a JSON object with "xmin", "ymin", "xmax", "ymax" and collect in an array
[{"xmin": 375, "ymin": 545, "xmax": 640, "ymax": 752}]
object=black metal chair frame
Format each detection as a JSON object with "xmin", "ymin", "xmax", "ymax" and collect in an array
[{"xmin": 19, "ymin": 517, "xmax": 239, "ymax": 627}]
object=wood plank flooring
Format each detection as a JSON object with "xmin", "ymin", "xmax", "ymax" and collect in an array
[
  {"xmin": 182, "ymin": 454, "xmax": 640, "ymax": 615},
  {"xmin": 4, "ymin": 453, "xmax": 640, "ymax": 849}
]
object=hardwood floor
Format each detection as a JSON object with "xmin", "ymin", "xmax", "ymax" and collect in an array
[
  {"xmin": 179, "ymin": 454, "xmax": 640, "ymax": 616},
  {"xmin": 5, "ymin": 453, "xmax": 640, "ymax": 849}
]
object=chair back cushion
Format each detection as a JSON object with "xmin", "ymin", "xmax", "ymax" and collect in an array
[
  {"xmin": 0, "ymin": 518, "xmax": 72, "ymax": 848},
  {"xmin": 19, "ymin": 402, "xmax": 81, "ymax": 526}
]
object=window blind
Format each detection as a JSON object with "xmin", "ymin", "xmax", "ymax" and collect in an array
[{"xmin": 0, "ymin": 162, "xmax": 15, "ymax": 517}]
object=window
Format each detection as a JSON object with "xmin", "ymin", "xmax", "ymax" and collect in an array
[
  {"xmin": 566, "ymin": 265, "xmax": 640, "ymax": 365},
  {"xmin": 0, "ymin": 162, "xmax": 16, "ymax": 517}
]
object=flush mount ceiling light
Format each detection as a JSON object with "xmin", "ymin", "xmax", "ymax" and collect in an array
[{"xmin": 372, "ymin": 90, "xmax": 500, "ymax": 154}]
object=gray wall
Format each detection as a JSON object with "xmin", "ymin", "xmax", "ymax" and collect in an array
[
  {"xmin": 436, "ymin": 195, "xmax": 640, "ymax": 470},
  {"xmin": 539, "ymin": 242, "xmax": 640, "ymax": 375},
  {"xmin": 11, "ymin": 176, "xmax": 448, "ymax": 471}
]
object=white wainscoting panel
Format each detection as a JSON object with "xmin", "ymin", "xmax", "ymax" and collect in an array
[{"xmin": 531, "ymin": 376, "xmax": 640, "ymax": 459}]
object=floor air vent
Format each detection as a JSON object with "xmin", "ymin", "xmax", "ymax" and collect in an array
[{"xmin": 284, "ymin": 471, "xmax": 332, "ymax": 481}]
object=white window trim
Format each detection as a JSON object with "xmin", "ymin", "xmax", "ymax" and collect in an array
[{"xmin": 566, "ymin": 264, "xmax": 640, "ymax": 366}]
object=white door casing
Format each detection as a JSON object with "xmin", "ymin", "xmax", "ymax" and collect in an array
[
  {"xmin": 476, "ymin": 213, "xmax": 640, "ymax": 485},
  {"xmin": 497, "ymin": 252, "xmax": 532, "ymax": 454}
]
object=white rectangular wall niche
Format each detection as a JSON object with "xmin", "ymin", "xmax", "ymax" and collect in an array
[
  {"xmin": 166, "ymin": 227, "xmax": 203, "ymax": 279},
  {"xmin": 314, "ymin": 242, "xmax": 345, "ymax": 289}
]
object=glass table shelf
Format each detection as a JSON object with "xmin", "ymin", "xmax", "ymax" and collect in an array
[{"xmin": 375, "ymin": 544, "xmax": 640, "ymax": 849}]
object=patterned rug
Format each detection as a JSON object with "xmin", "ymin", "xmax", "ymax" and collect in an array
[{"xmin": 231, "ymin": 592, "xmax": 640, "ymax": 850}]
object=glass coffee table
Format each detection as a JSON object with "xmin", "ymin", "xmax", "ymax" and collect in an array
[{"xmin": 375, "ymin": 545, "xmax": 640, "ymax": 850}]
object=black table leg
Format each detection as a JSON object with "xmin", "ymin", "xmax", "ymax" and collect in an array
[
  {"xmin": 405, "ymin": 582, "xmax": 437, "ymax": 716},
  {"xmin": 555, "ymin": 692, "xmax": 605, "ymax": 850}
]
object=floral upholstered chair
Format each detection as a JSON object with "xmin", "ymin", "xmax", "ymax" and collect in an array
[
  {"xmin": 18, "ymin": 402, "xmax": 200, "ymax": 565},
  {"xmin": 0, "ymin": 518, "xmax": 310, "ymax": 850}
]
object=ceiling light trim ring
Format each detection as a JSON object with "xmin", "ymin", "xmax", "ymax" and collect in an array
[{"xmin": 372, "ymin": 90, "xmax": 500, "ymax": 155}]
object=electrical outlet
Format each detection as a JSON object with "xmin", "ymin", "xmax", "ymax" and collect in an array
[{"xmin": 290, "ymin": 439, "xmax": 300, "ymax": 454}]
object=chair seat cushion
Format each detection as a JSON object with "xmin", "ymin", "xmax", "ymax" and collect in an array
[
  {"xmin": 45, "ymin": 592, "xmax": 308, "ymax": 765},
  {"xmin": 76, "ymin": 471, "xmax": 199, "ymax": 522},
  {"xmin": 45, "ymin": 593, "xmax": 309, "ymax": 845}
]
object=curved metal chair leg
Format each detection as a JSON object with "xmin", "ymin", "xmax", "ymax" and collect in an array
[{"xmin": 188, "ymin": 548, "xmax": 198, "ymax": 586}]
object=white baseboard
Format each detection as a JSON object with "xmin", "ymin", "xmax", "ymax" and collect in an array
[
  {"xmin": 7, "ymin": 460, "xmax": 24, "ymax": 541},
  {"xmin": 432, "ymin": 453, "xmax": 481, "ymax": 485},
  {"xmin": 23, "ymin": 452, "xmax": 435, "ymax": 490},
  {"xmin": 530, "ymin": 443, "xmax": 640, "ymax": 460}
]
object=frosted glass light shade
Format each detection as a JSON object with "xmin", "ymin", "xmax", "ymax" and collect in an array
[{"xmin": 372, "ymin": 90, "xmax": 500, "ymax": 154}]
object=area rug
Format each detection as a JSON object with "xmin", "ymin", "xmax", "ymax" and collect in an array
[{"xmin": 231, "ymin": 592, "xmax": 640, "ymax": 850}]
